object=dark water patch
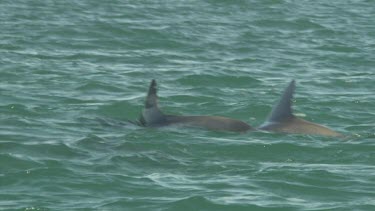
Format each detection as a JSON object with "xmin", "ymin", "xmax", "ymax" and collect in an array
[
  {"xmin": 0, "ymin": 153, "xmax": 43, "ymax": 176},
  {"xmin": 315, "ymin": 42, "xmax": 362, "ymax": 54},
  {"xmin": 109, "ymin": 151, "xmax": 189, "ymax": 175},
  {"xmin": 73, "ymin": 134, "xmax": 114, "ymax": 153},
  {"xmin": 0, "ymin": 104, "xmax": 39, "ymax": 117},
  {"xmin": 96, "ymin": 100, "xmax": 141, "ymax": 120},
  {"xmin": 178, "ymin": 74, "xmax": 260, "ymax": 89},
  {"xmin": 0, "ymin": 141, "xmax": 89, "ymax": 164},
  {"xmin": 75, "ymin": 81, "xmax": 125, "ymax": 93},
  {"xmin": 165, "ymin": 195, "xmax": 282, "ymax": 211}
]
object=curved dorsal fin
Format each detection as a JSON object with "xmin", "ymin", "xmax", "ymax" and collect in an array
[
  {"xmin": 265, "ymin": 80, "xmax": 295, "ymax": 123},
  {"xmin": 138, "ymin": 79, "xmax": 166, "ymax": 126},
  {"xmin": 145, "ymin": 79, "xmax": 158, "ymax": 108}
]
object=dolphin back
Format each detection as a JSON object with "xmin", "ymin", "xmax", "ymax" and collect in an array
[
  {"xmin": 137, "ymin": 80, "xmax": 253, "ymax": 132},
  {"xmin": 166, "ymin": 115, "xmax": 253, "ymax": 132},
  {"xmin": 259, "ymin": 80, "xmax": 342, "ymax": 137}
]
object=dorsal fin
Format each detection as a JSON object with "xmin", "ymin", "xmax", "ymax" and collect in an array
[
  {"xmin": 265, "ymin": 80, "xmax": 295, "ymax": 123},
  {"xmin": 145, "ymin": 79, "xmax": 158, "ymax": 109},
  {"xmin": 138, "ymin": 79, "xmax": 166, "ymax": 126}
]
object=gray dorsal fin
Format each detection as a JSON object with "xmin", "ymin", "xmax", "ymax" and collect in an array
[
  {"xmin": 265, "ymin": 80, "xmax": 296, "ymax": 123},
  {"xmin": 138, "ymin": 79, "xmax": 166, "ymax": 126},
  {"xmin": 145, "ymin": 79, "xmax": 158, "ymax": 109}
]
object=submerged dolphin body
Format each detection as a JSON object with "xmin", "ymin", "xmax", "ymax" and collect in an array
[
  {"xmin": 258, "ymin": 80, "xmax": 342, "ymax": 137},
  {"xmin": 137, "ymin": 80, "xmax": 253, "ymax": 132}
]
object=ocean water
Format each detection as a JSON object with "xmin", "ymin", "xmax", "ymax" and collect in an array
[{"xmin": 1, "ymin": 0, "xmax": 374, "ymax": 210}]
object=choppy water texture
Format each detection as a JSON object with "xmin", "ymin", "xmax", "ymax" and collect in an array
[{"xmin": 1, "ymin": 0, "xmax": 374, "ymax": 210}]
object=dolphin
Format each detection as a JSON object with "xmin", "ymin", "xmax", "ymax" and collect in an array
[
  {"xmin": 258, "ymin": 80, "xmax": 342, "ymax": 137},
  {"xmin": 135, "ymin": 79, "xmax": 254, "ymax": 132},
  {"xmin": 133, "ymin": 79, "xmax": 342, "ymax": 137}
]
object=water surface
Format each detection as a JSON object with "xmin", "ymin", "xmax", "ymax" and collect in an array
[{"xmin": 1, "ymin": 0, "xmax": 374, "ymax": 210}]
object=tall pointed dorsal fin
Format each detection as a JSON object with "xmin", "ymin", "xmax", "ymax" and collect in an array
[
  {"xmin": 265, "ymin": 80, "xmax": 295, "ymax": 123},
  {"xmin": 139, "ymin": 79, "xmax": 166, "ymax": 126},
  {"xmin": 145, "ymin": 79, "xmax": 158, "ymax": 108}
]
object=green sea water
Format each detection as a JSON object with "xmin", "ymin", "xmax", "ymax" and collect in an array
[{"xmin": 1, "ymin": 0, "xmax": 374, "ymax": 210}]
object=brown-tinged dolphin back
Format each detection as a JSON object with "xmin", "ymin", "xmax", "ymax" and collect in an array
[
  {"xmin": 258, "ymin": 80, "xmax": 342, "ymax": 137},
  {"xmin": 137, "ymin": 80, "xmax": 253, "ymax": 132}
]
